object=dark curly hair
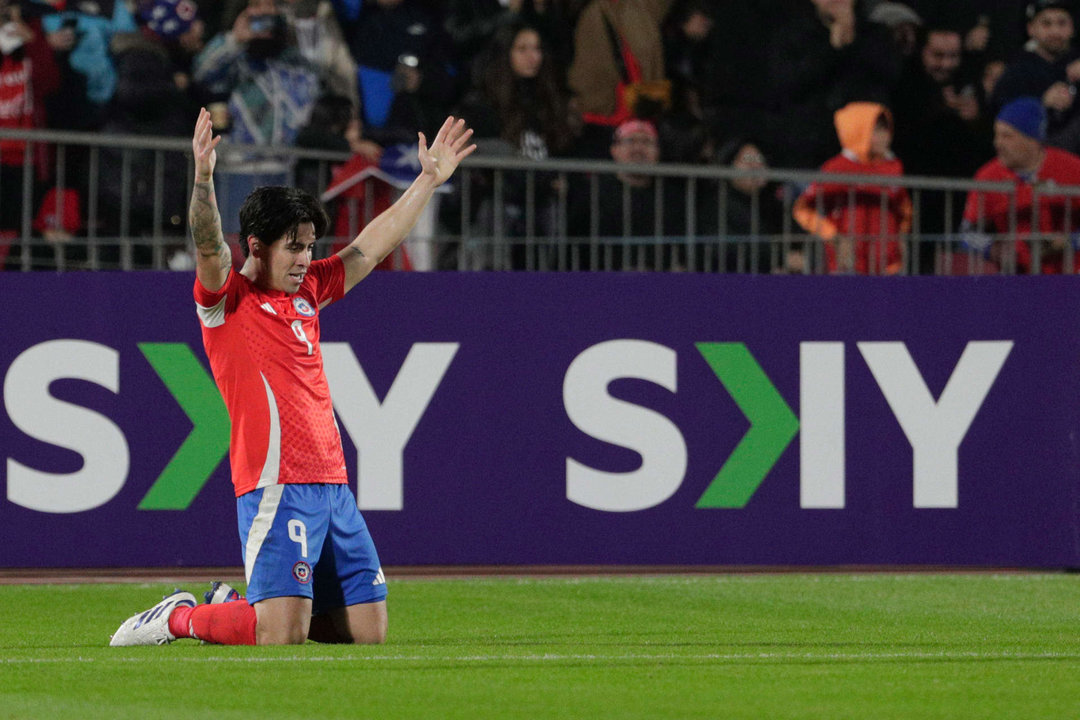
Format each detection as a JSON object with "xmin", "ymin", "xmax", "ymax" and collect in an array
[{"xmin": 237, "ymin": 186, "xmax": 330, "ymax": 257}]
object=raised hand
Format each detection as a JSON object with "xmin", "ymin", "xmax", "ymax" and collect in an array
[
  {"xmin": 190, "ymin": 106, "xmax": 229, "ymax": 290},
  {"xmin": 193, "ymin": 107, "xmax": 223, "ymax": 182},
  {"xmin": 1044, "ymin": 82, "xmax": 1074, "ymax": 113},
  {"xmin": 828, "ymin": 3, "xmax": 856, "ymax": 48},
  {"xmin": 417, "ymin": 117, "xmax": 476, "ymax": 186}
]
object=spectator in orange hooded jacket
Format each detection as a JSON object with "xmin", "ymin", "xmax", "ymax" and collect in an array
[{"xmin": 793, "ymin": 102, "xmax": 912, "ymax": 274}]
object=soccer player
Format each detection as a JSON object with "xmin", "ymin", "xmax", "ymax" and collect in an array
[{"xmin": 109, "ymin": 108, "xmax": 475, "ymax": 646}]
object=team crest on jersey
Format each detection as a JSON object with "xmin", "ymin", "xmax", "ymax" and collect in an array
[
  {"xmin": 292, "ymin": 297, "xmax": 316, "ymax": 317},
  {"xmin": 292, "ymin": 561, "xmax": 312, "ymax": 584}
]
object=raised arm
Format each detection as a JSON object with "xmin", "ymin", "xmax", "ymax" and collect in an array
[
  {"xmin": 337, "ymin": 116, "xmax": 475, "ymax": 293},
  {"xmin": 190, "ymin": 107, "xmax": 230, "ymax": 292}
]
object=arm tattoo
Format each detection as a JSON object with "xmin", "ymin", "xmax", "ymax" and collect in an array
[
  {"xmin": 346, "ymin": 246, "xmax": 366, "ymax": 258},
  {"xmin": 189, "ymin": 179, "xmax": 230, "ymax": 272}
]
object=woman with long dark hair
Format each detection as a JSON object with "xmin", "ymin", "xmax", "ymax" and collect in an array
[
  {"xmin": 452, "ymin": 20, "xmax": 579, "ymax": 268},
  {"xmin": 463, "ymin": 21, "xmax": 575, "ymax": 158}
]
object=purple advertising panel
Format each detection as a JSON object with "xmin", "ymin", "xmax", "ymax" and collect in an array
[{"xmin": 1, "ymin": 273, "xmax": 1078, "ymax": 568}]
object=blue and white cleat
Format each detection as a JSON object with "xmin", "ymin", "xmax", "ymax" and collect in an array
[
  {"xmin": 109, "ymin": 590, "xmax": 197, "ymax": 646},
  {"xmin": 204, "ymin": 581, "xmax": 241, "ymax": 604}
]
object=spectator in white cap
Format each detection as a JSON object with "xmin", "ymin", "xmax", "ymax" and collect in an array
[{"xmin": 869, "ymin": 1, "xmax": 922, "ymax": 58}]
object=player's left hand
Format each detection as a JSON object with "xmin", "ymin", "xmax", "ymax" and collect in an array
[{"xmin": 418, "ymin": 116, "xmax": 476, "ymax": 186}]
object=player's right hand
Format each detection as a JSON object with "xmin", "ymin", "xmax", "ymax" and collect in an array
[{"xmin": 193, "ymin": 107, "xmax": 222, "ymax": 182}]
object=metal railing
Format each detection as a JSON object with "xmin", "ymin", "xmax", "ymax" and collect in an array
[{"xmin": 1, "ymin": 127, "xmax": 1074, "ymax": 274}]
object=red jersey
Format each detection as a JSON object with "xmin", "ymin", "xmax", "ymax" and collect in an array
[
  {"xmin": 963, "ymin": 147, "xmax": 1080, "ymax": 274},
  {"xmin": 795, "ymin": 152, "xmax": 911, "ymax": 274},
  {"xmin": 193, "ymin": 256, "xmax": 348, "ymax": 496},
  {"xmin": 0, "ymin": 54, "xmax": 34, "ymax": 166},
  {"xmin": 0, "ymin": 23, "xmax": 60, "ymax": 172}
]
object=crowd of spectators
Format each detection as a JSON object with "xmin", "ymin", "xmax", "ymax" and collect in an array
[{"xmin": 3, "ymin": 0, "xmax": 1080, "ymax": 272}]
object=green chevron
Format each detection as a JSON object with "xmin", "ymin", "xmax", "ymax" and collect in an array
[
  {"xmin": 695, "ymin": 343, "xmax": 799, "ymax": 508},
  {"xmin": 137, "ymin": 343, "xmax": 230, "ymax": 510}
]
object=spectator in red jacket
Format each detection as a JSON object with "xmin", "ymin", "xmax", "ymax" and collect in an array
[
  {"xmin": 0, "ymin": 0, "xmax": 59, "ymax": 268},
  {"xmin": 961, "ymin": 96, "xmax": 1080, "ymax": 274},
  {"xmin": 793, "ymin": 102, "xmax": 911, "ymax": 274}
]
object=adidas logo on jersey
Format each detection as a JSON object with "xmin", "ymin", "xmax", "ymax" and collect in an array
[
  {"xmin": 260, "ymin": 303, "xmax": 277, "ymax": 315},
  {"xmin": 373, "ymin": 568, "xmax": 386, "ymax": 586}
]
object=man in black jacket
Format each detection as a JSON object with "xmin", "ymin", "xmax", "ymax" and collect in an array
[
  {"xmin": 891, "ymin": 24, "xmax": 995, "ymax": 268},
  {"xmin": 766, "ymin": 0, "xmax": 901, "ymax": 169},
  {"xmin": 992, "ymin": 0, "xmax": 1080, "ymax": 150}
]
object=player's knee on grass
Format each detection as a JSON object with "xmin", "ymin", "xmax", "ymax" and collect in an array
[
  {"xmin": 330, "ymin": 601, "xmax": 388, "ymax": 644},
  {"xmin": 329, "ymin": 626, "xmax": 386, "ymax": 644},
  {"xmin": 254, "ymin": 596, "xmax": 312, "ymax": 645},
  {"xmin": 345, "ymin": 617, "xmax": 387, "ymax": 645},
  {"xmin": 255, "ymin": 611, "xmax": 309, "ymax": 645},
  {"xmin": 256, "ymin": 622, "xmax": 309, "ymax": 645}
]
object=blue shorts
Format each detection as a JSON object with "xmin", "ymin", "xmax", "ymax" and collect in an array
[{"xmin": 236, "ymin": 483, "xmax": 387, "ymax": 613}]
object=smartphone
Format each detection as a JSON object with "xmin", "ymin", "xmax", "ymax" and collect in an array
[{"xmin": 247, "ymin": 15, "xmax": 275, "ymax": 34}]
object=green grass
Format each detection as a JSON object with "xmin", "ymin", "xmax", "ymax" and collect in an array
[{"xmin": 1, "ymin": 574, "xmax": 1079, "ymax": 719}]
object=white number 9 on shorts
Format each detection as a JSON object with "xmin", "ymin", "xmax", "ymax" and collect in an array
[{"xmin": 287, "ymin": 518, "xmax": 309, "ymax": 558}]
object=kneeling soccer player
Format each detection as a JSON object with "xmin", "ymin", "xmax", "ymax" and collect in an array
[{"xmin": 109, "ymin": 108, "xmax": 474, "ymax": 646}]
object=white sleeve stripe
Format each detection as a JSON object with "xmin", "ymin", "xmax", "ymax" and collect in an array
[{"xmin": 196, "ymin": 295, "xmax": 228, "ymax": 328}]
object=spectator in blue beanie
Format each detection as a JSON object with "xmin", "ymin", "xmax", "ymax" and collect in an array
[{"xmin": 960, "ymin": 96, "xmax": 1080, "ymax": 274}]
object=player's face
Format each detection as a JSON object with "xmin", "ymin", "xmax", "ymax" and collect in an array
[
  {"xmin": 1029, "ymin": 9, "xmax": 1073, "ymax": 57},
  {"xmin": 265, "ymin": 222, "xmax": 316, "ymax": 294}
]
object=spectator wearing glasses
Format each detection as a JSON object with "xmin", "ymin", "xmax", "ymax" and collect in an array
[
  {"xmin": 567, "ymin": 119, "xmax": 686, "ymax": 269},
  {"xmin": 701, "ymin": 138, "xmax": 803, "ymax": 274}
]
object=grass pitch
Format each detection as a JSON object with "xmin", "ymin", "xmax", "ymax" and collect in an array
[{"xmin": 1, "ymin": 574, "xmax": 1078, "ymax": 719}]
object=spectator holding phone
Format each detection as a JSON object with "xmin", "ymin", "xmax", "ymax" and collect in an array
[
  {"xmin": 40, "ymin": 0, "xmax": 139, "ymax": 129},
  {"xmin": 348, "ymin": 0, "xmax": 455, "ymax": 145},
  {"xmin": 282, "ymin": 0, "xmax": 357, "ymax": 112},
  {"xmin": 192, "ymin": 0, "xmax": 319, "ymax": 146},
  {"xmin": 992, "ymin": 0, "xmax": 1080, "ymax": 153}
]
